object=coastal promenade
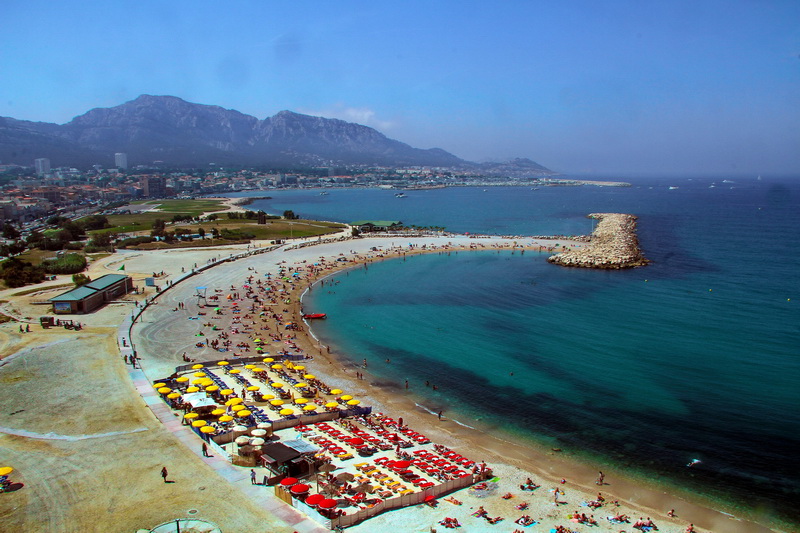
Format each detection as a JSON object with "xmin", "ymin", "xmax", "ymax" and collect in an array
[{"xmin": 548, "ymin": 213, "xmax": 649, "ymax": 269}]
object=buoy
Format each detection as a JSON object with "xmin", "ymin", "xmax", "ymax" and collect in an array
[{"xmin": 709, "ymin": 289, "xmax": 712, "ymax": 292}]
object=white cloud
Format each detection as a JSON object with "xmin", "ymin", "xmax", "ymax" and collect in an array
[{"xmin": 300, "ymin": 104, "xmax": 394, "ymax": 131}]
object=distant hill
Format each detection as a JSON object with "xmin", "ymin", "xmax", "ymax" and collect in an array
[{"xmin": 0, "ymin": 95, "xmax": 552, "ymax": 174}]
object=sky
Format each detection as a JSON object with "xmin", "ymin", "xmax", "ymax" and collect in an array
[{"xmin": 1, "ymin": 1, "xmax": 799, "ymax": 177}]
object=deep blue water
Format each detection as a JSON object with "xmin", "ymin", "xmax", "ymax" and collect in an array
[{"xmin": 230, "ymin": 178, "xmax": 800, "ymax": 519}]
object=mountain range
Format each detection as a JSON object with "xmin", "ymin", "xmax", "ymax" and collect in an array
[{"xmin": 0, "ymin": 95, "xmax": 552, "ymax": 174}]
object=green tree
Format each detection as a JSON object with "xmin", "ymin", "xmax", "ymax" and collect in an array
[
  {"xmin": 82, "ymin": 215, "xmax": 109, "ymax": 231},
  {"xmin": 72, "ymin": 273, "xmax": 91, "ymax": 286},
  {"xmin": 198, "ymin": 227, "xmax": 206, "ymax": 239},
  {"xmin": 283, "ymin": 210, "xmax": 298, "ymax": 220},
  {"xmin": 2, "ymin": 223, "xmax": 20, "ymax": 240},
  {"xmin": 0, "ymin": 257, "xmax": 46, "ymax": 287},
  {"xmin": 151, "ymin": 218, "xmax": 166, "ymax": 237}
]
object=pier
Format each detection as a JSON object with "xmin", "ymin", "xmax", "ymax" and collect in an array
[{"xmin": 547, "ymin": 213, "xmax": 649, "ymax": 269}]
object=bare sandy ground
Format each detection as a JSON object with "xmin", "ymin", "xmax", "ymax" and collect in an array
[{"xmin": 0, "ymin": 234, "xmax": 785, "ymax": 533}]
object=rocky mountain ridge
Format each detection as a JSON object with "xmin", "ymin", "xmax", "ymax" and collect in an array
[{"xmin": 0, "ymin": 95, "xmax": 551, "ymax": 173}]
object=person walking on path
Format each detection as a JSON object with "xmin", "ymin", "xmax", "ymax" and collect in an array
[
  {"xmin": 250, "ymin": 469, "xmax": 257, "ymax": 485},
  {"xmin": 161, "ymin": 466, "xmax": 169, "ymax": 483},
  {"xmin": 202, "ymin": 442, "xmax": 211, "ymax": 457}
]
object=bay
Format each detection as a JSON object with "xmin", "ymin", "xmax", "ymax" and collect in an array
[{"xmin": 229, "ymin": 177, "xmax": 800, "ymax": 519}]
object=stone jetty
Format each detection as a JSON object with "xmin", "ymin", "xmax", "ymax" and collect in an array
[{"xmin": 547, "ymin": 213, "xmax": 649, "ymax": 269}]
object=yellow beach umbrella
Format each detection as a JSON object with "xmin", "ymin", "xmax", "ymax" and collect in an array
[
  {"xmin": 244, "ymin": 364, "xmax": 255, "ymax": 369},
  {"xmin": 227, "ymin": 397, "xmax": 243, "ymax": 406},
  {"xmin": 219, "ymin": 415, "xmax": 234, "ymax": 422},
  {"xmin": 231, "ymin": 404, "xmax": 245, "ymax": 412},
  {"xmin": 200, "ymin": 425, "xmax": 215, "ymax": 434},
  {"xmin": 167, "ymin": 392, "xmax": 181, "ymax": 399},
  {"xmin": 186, "ymin": 386, "xmax": 200, "ymax": 393},
  {"xmin": 293, "ymin": 365, "xmax": 305, "ymax": 371},
  {"xmin": 247, "ymin": 385, "xmax": 260, "ymax": 392},
  {"xmin": 211, "ymin": 408, "xmax": 225, "ymax": 416},
  {"xmin": 191, "ymin": 378, "xmax": 205, "ymax": 385},
  {"xmin": 295, "ymin": 383, "xmax": 308, "ymax": 389},
  {"xmin": 176, "ymin": 376, "xmax": 189, "ymax": 383},
  {"xmin": 220, "ymin": 389, "xmax": 234, "ymax": 396},
  {"xmin": 271, "ymin": 382, "xmax": 284, "ymax": 388},
  {"xmin": 184, "ymin": 412, "xmax": 199, "ymax": 419},
  {"xmin": 303, "ymin": 374, "xmax": 316, "ymax": 380},
  {"xmin": 325, "ymin": 402, "xmax": 339, "ymax": 409},
  {"xmin": 217, "ymin": 361, "xmax": 230, "ymax": 366},
  {"xmin": 236, "ymin": 410, "xmax": 252, "ymax": 417},
  {"xmin": 253, "ymin": 338, "xmax": 262, "ymax": 343},
  {"xmin": 261, "ymin": 394, "xmax": 275, "ymax": 401},
  {"xmin": 295, "ymin": 398, "xmax": 309, "ymax": 405},
  {"xmin": 271, "ymin": 364, "xmax": 283, "ymax": 370},
  {"xmin": 303, "ymin": 404, "xmax": 317, "ymax": 412},
  {"xmin": 279, "ymin": 408, "xmax": 294, "ymax": 416},
  {"xmin": 200, "ymin": 378, "xmax": 213, "ymax": 386},
  {"xmin": 263, "ymin": 357, "xmax": 274, "ymax": 363},
  {"xmin": 340, "ymin": 395, "xmax": 353, "ymax": 401},
  {"xmin": 153, "ymin": 383, "xmax": 166, "ymax": 389},
  {"xmin": 158, "ymin": 387, "xmax": 172, "ymax": 394},
  {"xmin": 252, "ymin": 367, "xmax": 265, "ymax": 372},
  {"xmin": 191, "ymin": 420, "xmax": 207, "ymax": 427},
  {"xmin": 270, "ymin": 399, "xmax": 285, "ymax": 406},
  {"xmin": 205, "ymin": 385, "xmax": 220, "ymax": 392},
  {"xmin": 191, "ymin": 364, "xmax": 204, "ymax": 369},
  {"xmin": 193, "ymin": 372, "xmax": 205, "ymax": 377},
  {"xmin": 286, "ymin": 362, "xmax": 295, "ymax": 370},
  {"xmin": 229, "ymin": 369, "xmax": 241, "ymax": 374},
  {"xmin": 347, "ymin": 399, "xmax": 361, "ymax": 406},
  {"xmin": 0, "ymin": 467, "xmax": 13, "ymax": 476},
  {"xmin": 330, "ymin": 389, "xmax": 343, "ymax": 395}
]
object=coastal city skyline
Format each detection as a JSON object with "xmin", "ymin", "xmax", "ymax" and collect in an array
[{"xmin": 2, "ymin": 1, "xmax": 799, "ymax": 177}]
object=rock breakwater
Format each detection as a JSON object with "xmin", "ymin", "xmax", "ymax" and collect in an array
[{"xmin": 547, "ymin": 213, "xmax": 649, "ymax": 269}]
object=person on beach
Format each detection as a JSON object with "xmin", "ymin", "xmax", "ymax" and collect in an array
[
  {"xmin": 160, "ymin": 466, "xmax": 168, "ymax": 483},
  {"xmin": 250, "ymin": 469, "xmax": 257, "ymax": 484},
  {"xmin": 202, "ymin": 442, "xmax": 210, "ymax": 457},
  {"xmin": 596, "ymin": 471, "xmax": 605, "ymax": 485}
]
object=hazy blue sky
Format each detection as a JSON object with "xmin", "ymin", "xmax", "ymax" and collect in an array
[{"xmin": 2, "ymin": 1, "xmax": 798, "ymax": 177}]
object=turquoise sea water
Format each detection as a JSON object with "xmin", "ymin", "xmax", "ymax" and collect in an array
[{"xmin": 231, "ymin": 178, "xmax": 800, "ymax": 520}]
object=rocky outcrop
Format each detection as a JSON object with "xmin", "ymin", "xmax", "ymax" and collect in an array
[{"xmin": 547, "ymin": 213, "xmax": 649, "ymax": 269}]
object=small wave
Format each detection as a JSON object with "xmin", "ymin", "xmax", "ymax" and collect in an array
[{"xmin": 415, "ymin": 403, "xmax": 476, "ymax": 429}]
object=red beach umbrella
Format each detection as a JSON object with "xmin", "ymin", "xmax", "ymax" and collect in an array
[
  {"xmin": 290, "ymin": 483, "xmax": 311, "ymax": 494},
  {"xmin": 318, "ymin": 498, "xmax": 338, "ymax": 510},
  {"xmin": 279, "ymin": 477, "xmax": 298, "ymax": 487},
  {"xmin": 306, "ymin": 493, "xmax": 324, "ymax": 506}
]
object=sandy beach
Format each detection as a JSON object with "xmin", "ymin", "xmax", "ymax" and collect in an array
[{"xmin": 0, "ymin": 234, "xmax": 784, "ymax": 533}]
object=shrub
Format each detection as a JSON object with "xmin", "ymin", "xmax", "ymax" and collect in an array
[
  {"xmin": 41, "ymin": 253, "xmax": 87, "ymax": 275},
  {"xmin": 0, "ymin": 257, "xmax": 45, "ymax": 287},
  {"xmin": 117, "ymin": 236, "xmax": 155, "ymax": 248}
]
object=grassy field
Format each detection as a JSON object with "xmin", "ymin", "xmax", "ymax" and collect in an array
[
  {"xmin": 130, "ymin": 198, "xmax": 230, "ymax": 215},
  {"xmin": 88, "ymin": 199, "xmax": 232, "ymax": 235}
]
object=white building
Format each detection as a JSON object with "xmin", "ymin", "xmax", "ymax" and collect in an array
[
  {"xmin": 114, "ymin": 153, "xmax": 128, "ymax": 170},
  {"xmin": 34, "ymin": 157, "xmax": 51, "ymax": 176}
]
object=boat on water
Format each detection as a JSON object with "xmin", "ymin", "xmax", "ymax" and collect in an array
[
  {"xmin": 319, "ymin": 191, "xmax": 329, "ymax": 195},
  {"xmin": 302, "ymin": 313, "xmax": 327, "ymax": 319},
  {"xmin": 395, "ymin": 193, "xmax": 407, "ymax": 198},
  {"xmin": 669, "ymin": 186, "xmax": 679, "ymax": 190}
]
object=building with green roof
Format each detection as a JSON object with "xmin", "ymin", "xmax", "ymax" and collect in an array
[
  {"xmin": 49, "ymin": 274, "xmax": 133, "ymax": 314},
  {"xmin": 351, "ymin": 220, "xmax": 403, "ymax": 232}
]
